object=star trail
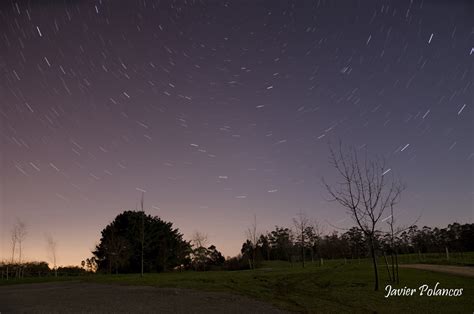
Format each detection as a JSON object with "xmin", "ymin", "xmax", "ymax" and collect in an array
[{"xmin": 1, "ymin": 0, "xmax": 472, "ymax": 265}]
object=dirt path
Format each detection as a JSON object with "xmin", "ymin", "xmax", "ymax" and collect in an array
[
  {"xmin": 400, "ymin": 264, "xmax": 474, "ymax": 278},
  {"xmin": 0, "ymin": 282, "xmax": 289, "ymax": 313}
]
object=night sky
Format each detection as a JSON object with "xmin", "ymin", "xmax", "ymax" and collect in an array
[{"xmin": 1, "ymin": 0, "xmax": 472, "ymax": 266}]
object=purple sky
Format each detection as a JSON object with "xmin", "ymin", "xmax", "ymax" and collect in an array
[{"xmin": 1, "ymin": 0, "xmax": 472, "ymax": 266}]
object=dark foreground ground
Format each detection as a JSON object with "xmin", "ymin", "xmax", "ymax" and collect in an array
[
  {"xmin": 0, "ymin": 281, "xmax": 288, "ymax": 313},
  {"xmin": 2, "ymin": 260, "xmax": 473, "ymax": 313}
]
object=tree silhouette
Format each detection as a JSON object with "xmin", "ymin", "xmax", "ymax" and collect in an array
[
  {"xmin": 245, "ymin": 214, "xmax": 259, "ymax": 269},
  {"xmin": 45, "ymin": 234, "xmax": 58, "ymax": 277},
  {"xmin": 93, "ymin": 211, "xmax": 190, "ymax": 273},
  {"xmin": 293, "ymin": 211, "xmax": 310, "ymax": 267},
  {"xmin": 322, "ymin": 143, "xmax": 403, "ymax": 291},
  {"xmin": 10, "ymin": 219, "xmax": 27, "ymax": 264}
]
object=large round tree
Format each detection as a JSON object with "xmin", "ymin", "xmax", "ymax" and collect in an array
[{"xmin": 93, "ymin": 211, "xmax": 191, "ymax": 274}]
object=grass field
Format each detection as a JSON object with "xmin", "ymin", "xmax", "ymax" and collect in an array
[
  {"xmin": 396, "ymin": 251, "xmax": 474, "ymax": 266},
  {"xmin": 3, "ymin": 259, "xmax": 473, "ymax": 313}
]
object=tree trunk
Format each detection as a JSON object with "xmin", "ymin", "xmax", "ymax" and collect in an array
[
  {"xmin": 395, "ymin": 251, "xmax": 400, "ymax": 284},
  {"xmin": 11, "ymin": 243, "xmax": 16, "ymax": 264},
  {"xmin": 300, "ymin": 232, "xmax": 305, "ymax": 268},
  {"xmin": 390, "ymin": 250, "xmax": 395, "ymax": 283},
  {"xmin": 369, "ymin": 238, "xmax": 379, "ymax": 291},
  {"xmin": 301, "ymin": 246, "xmax": 305, "ymax": 268},
  {"xmin": 252, "ymin": 248, "xmax": 256, "ymax": 269},
  {"xmin": 383, "ymin": 251, "xmax": 392, "ymax": 282},
  {"xmin": 140, "ymin": 208, "xmax": 145, "ymax": 277}
]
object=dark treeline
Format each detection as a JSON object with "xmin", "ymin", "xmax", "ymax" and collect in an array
[
  {"xmin": 2, "ymin": 215, "xmax": 472, "ymax": 278},
  {"xmin": 240, "ymin": 222, "xmax": 474, "ymax": 266},
  {"xmin": 0, "ymin": 262, "xmax": 88, "ymax": 279}
]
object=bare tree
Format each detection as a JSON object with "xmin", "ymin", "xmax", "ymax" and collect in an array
[
  {"xmin": 191, "ymin": 231, "xmax": 209, "ymax": 270},
  {"xmin": 45, "ymin": 234, "xmax": 58, "ymax": 277},
  {"xmin": 11, "ymin": 219, "xmax": 27, "ymax": 264},
  {"xmin": 384, "ymin": 195, "xmax": 419, "ymax": 284},
  {"xmin": 308, "ymin": 219, "xmax": 325, "ymax": 265},
  {"xmin": 10, "ymin": 226, "xmax": 18, "ymax": 264},
  {"xmin": 191, "ymin": 231, "xmax": 208, "ymax": 249},
  {"xmin": 246, "ymin": 214, "xmax": 259, "ymax": 269},
  {"xmin": 293, "ymin": 211, "xmax": 310, "ymax": 268},
  {"xmin": 322, "ymin": 143, "xmax": 404, "ymax": 291},
  {"xmin": 386, "ymin": 196, "xmax": 400, "ymax": 283},
  {"xmin": 17, "ymin": 221, "xmax": 27, "ymax": 264}
]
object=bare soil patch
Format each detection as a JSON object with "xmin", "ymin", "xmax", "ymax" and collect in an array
[{"xmin": 0, "ymin": 281, "xmax": 288, "ymax": 313}]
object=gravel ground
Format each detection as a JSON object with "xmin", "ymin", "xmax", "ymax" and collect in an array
[
  {"xmin": 0, "ymin": 282, "xmax": 289, "ymax": 314},
  {"xmin": 400, "ymin": 264, "xmax": 474, "ymax": 278}
]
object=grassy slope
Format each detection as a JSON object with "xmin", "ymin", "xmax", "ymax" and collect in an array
[
  {"xmin": 84, "ymin": 260, "xmax": 474, "ymax": 313},
  {"xmin": 2, "ymin": 259, "xmax": 473, "ymax": 313}
]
